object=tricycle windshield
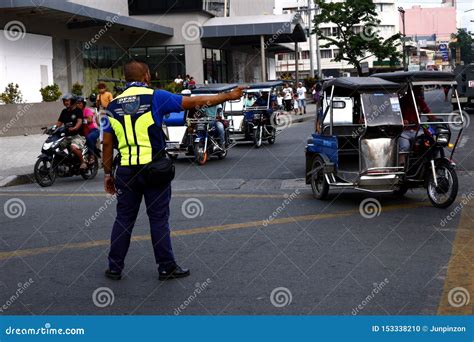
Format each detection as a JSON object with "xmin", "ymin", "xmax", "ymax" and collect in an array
[{"xmin": 361, "ymin": 93, "xmax": 403, "ymax": 127}]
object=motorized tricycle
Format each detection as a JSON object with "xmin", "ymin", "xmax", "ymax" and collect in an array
[
  {"xmin": 228, "ymin": 81, "xmax": 284, "ymax": 148},
  {"xmin": 164, "ymin": 84, "xmax": 236, "ymax": 165},
  {"xmin": 305, "ymin": 75, "xmax": 463, "ymax": 208}
]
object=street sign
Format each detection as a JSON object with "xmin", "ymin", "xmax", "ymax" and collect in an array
[{"xmin": 438, "ymin": 43, "xmax": 449, "ymax": 62}]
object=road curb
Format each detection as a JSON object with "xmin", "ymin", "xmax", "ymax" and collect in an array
[{"xmin": 0, "ymin": 173, "xmax": 35, "ymax": 188}]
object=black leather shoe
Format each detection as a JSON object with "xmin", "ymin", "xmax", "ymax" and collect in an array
[
  {"xmin": 159, "ymin": 265, "xmax": 190, "ymax": 280},
  {"xmin": 105, "ymin": 269, "xmax": 122, "ymax": 280}
]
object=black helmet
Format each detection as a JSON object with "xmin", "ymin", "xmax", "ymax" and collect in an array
[{"xmin": 76, "ymin": 96, "xmax": 86, "ymax": 105}]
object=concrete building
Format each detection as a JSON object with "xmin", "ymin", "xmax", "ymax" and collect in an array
[
  {"xmin": 402, "ymin": 5, "xmax": 457, "ymax": 71},
  {"xmin": 0, "ymin": 0, "xmax": 305, "ymax": 103},
  {"xmin": 274, "ymin": 0, "xmax": 400, "ymax": 78}
]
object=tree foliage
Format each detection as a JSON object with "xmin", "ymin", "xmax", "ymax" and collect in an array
[
  {"xmin": 0, "ymin": 83, "xmax": 24, "ymax": 104},
  {"xmin": 449, "ymin": 29, "xmax": 474, "ymax": 65},
  {"xmin": 40, "ymin": 84, "xmax": 62, "ymax": 102},
  {"xmin": 312, "ymin": 0, "xmax": 401, "ymax": 75}
]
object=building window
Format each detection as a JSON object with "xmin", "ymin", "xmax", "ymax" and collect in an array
[
  {"xmin": 203, "ymin": 48, "xmax": 228, "ymax": 83},
  {"xmin": 301, "ymin": 51, "xmax": 310, "ymax": 59},
  {"xmin": 320, "ymin": 49, "xmax": 332, "ymax": 59},
  {"xmin": 333, "ymin": 49, "xmax": 340, "ymax": 59},
  {"xmin": 332, "ymin": 27, "xmax": 339, "ymax": 36},
  {"xmin": 320, "ymin": 27, "xmax": 332, "ymax": 37}
]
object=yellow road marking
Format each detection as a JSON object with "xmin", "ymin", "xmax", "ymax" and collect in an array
[
  {"xmin": 0, "ymin": 192, "xmax": 294, "ymax": 199},
  {"xmin": 437, "ymin": 201, "xmax": 474, "ymax": 315},
  {"xmin": 0, "ymin": 202, "xmax": 427, "ymax": 261}
]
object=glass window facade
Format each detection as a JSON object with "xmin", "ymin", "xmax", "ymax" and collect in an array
[
  {"xmin": 83, "ymin": 44, "xmax": 186, "ymax": 94},
  {"xmin": 203, "ymin": 48, "xmax": 229, "ymax": 83}
]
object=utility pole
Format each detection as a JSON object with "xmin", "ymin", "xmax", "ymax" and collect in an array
[
  {"xmin": 296, "ymin": 3, "xmax": 322, "ymax": 79},
  {"xmin": 307, "ymin": 0, "xmax": 315, "ymax": 78},
  {"xmin": 398, "ymin": 7, "xmax": 407, "ymax": 71}
]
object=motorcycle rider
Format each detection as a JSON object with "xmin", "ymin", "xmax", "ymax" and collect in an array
[
  {"xmin": 77, "ymin": 96, "xmax": 100, "ymax": 163},
  {"xmin": 55, "ymin": 93, "xmax": 87, "ymax": 170}
]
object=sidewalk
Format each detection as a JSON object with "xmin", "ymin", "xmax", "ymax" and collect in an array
[{"xmin": 0, "ymin": 134, "xmax": 44, "ymax": 187}]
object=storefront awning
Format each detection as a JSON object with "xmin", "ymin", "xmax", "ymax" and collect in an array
[
  {"xmin": 0, "ymin": 0, "xmax": 173, "ymax": 46},
  {"xmin": 202, "ymin": 14, "xmax": 307, "ymax": 45}
]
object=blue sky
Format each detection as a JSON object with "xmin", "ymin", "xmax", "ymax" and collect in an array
[{"xmin": 396, "ymin": 0, "xmax": 474, "ymax": 31}]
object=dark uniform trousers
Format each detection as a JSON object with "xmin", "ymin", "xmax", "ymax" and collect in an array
[{"xmin": 108, "ymin": 165, "xmax": 175, "ymax": 273}]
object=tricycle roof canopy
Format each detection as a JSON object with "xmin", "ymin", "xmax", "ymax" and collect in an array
[
  {"xmin": 244, "ymin": 81, "xmax": 285, "ymax": 90},
  {"xmin": 192, "ymin": 84, "xmax": 238, "ymax": 94},
  {"xmin": 323, "ymin": 77, "xmax": 401, "ymax": 92},
  {"xmin": 372, "ymin": 71, "xmax": 456, "ymax": 83}
]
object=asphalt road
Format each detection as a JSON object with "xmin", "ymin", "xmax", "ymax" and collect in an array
[{"xmin": 0, "ymin": 109, "xmax": 472, "ymax": 316}]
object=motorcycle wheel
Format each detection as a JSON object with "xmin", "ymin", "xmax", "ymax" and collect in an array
[
  {"xmin": 254, "ymin": 126, "xmax": 263, "ymax": 148},
  {"xmin": 81, "ymin": 158, "xmax": 99, "ymax": 180},
  {"xmin": 34, "ymin": 158, "xmax": 56, "ymax": 187},
  {"xmin": 217, "ymin": 148, "xmax": 227, "ymax": 160},
  {"xmin": 311, "ymin": 156, "xmax": 329, "ymax": 200},
  {"xmin": 426, "ymin": 161, "xmax": 458, "ymax": 208},
  {"xmin": 194, "ymin": 143, "xmax": 207, "ymax": 166}
]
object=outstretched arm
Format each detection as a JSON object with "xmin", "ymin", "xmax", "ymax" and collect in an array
[{"xmin": 181, "ymin": 87, "xmax": 245, "ymax": 110}]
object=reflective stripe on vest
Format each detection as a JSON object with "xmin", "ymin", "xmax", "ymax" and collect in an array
[{"xmin": 108, "ymin": 87, "xmax": 155, "ymax": 166}]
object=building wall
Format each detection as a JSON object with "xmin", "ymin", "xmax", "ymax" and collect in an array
[
  {"xmin": 403, "ymin": 6, "xmax": 456, "ymax": 41},
  {"xmin": 52, "ymin": 39, "xmax": 84, "ymax": 96},
  {"xmin": 274, "ymin": 0, "xmax": 399, "ymax": 76},
  {"xmin": 230, "ymin": 0, "xmax": 274, "ymax": 16},
  {"xmin": 131, "ymin": 13, "xmax": 213, "ymax": 83},
  {"xmin": 0, "ymin": 31, "xmax": 53, "ymax": 103},
  {"xmin": 67, "ymin": 0, "xmax": 129, "ymax": 15}
]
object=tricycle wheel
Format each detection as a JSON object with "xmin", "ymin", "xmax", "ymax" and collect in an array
[
  {"xmin": 268, "ymin": 129, "xmax": 276, "ymax": 145},
  {"xmin": 427, "ymin": 161, "xmax": 458, "ymax": 208},
  {"xmin": 311, "ymin": 156, "xmax": 329, "ymax": 200},
  {"xmin": 254, "ymin": 126, "xmax": 263, "ymax": 148},
  {"xmin": 194, "ymin": 143, "xmax": 207, "ymax": 166}
]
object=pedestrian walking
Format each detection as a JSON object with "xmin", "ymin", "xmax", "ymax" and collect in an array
[
  {"xmin": 282, "ymin": 83, "xmax": 293, "ymax": 112},
  {"xmin": 296, "ymin": 82, "xmax": 307, "ymax": 115}
]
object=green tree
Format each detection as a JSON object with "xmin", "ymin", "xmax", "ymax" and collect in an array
[
  {"xmin": 0, "ymin": 83, "xmax": 23, "ymax": 104},
  {"xmin": 313, "ymin": 0, "xmax": 401, "ymax": 75},
  {"xmin": 40, "ymin": 84, "xmax": 62, "ymax": 102},
  {"xmin": 449, "ymin": 29, "xmax": 473, "ymax": 65}
]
